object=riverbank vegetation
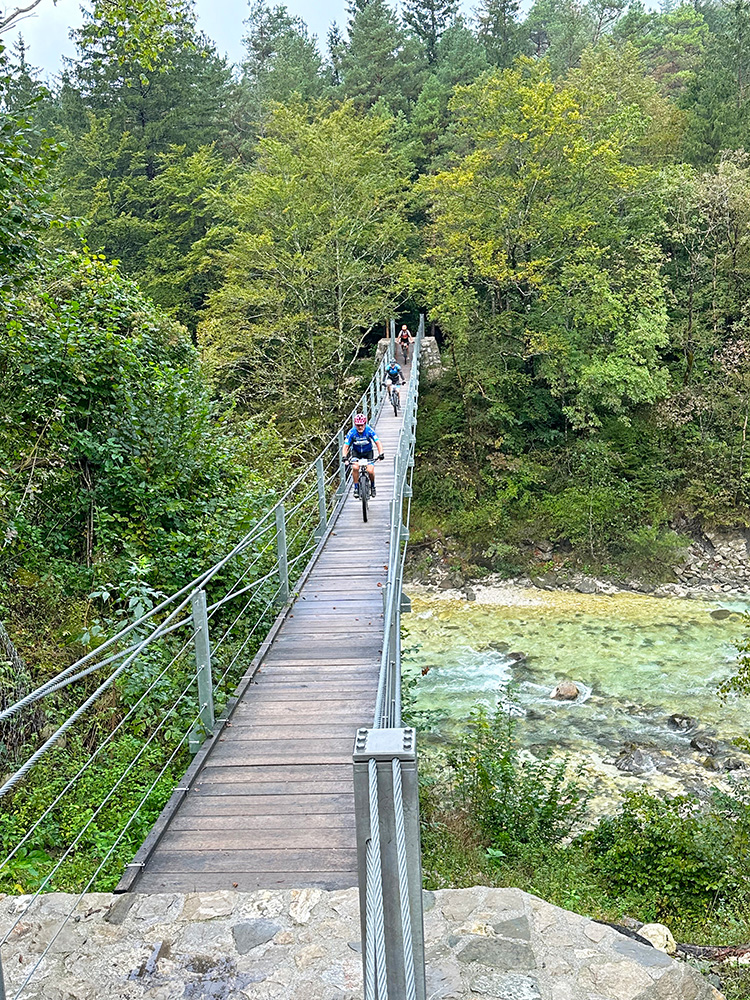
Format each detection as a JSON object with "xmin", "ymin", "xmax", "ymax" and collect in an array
[
  {"xmin": 3, "ymin": 0, "xmax": 750, "ymax": 988},
  {"xmin": 418, "ymin": 707, "xmax": 750, "ymax": 993}
]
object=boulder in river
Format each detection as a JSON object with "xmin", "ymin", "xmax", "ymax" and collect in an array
[
  {"xmin": 690, "ymin": 735, "xmax": 719, "ymax": 755},
  {"xmin": 614, "ymin": 748, "xmax": 656, "ymax": 775},
  {"xmin": 667, "ymin": 714, "xmax": 698, "ymax": 732},
  {"xmin": 507, "ymin": 651, "xmax": 527, "ymax": 664},
  {"xmin": 575, "ymin": 578, "xmax": 598, "ymax": 594},
  {"xmin": 710, "ymin": 608, "xmax": 733, "ymax": 620},
  {"xmin": 725, "ymin": 756, "xmax": 748, "ymax": 771},
  {"xmin": 550, "ymin": 681, "xmax": 580, "ymax": 701}
]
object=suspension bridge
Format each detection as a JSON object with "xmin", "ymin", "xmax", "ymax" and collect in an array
[
  {"xmin": 120, "ymin": 342, "xmax": 413, "ymax": 893},
  {"xmin": 0, "ymin": 320, "xmax": 427, "ymax": 1000}
]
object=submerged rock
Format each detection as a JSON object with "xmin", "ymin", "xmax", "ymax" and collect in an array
[
  {"xmin": 550, "ymin": 681, "xmax": 580, "ymax": 701},
  {"xmin": 710, "ymin": 608, "xmax": 733, "ymax": 620},
  {"xmin": 575, "ymin": 578, "xmax": 598, "ymax": 594}
]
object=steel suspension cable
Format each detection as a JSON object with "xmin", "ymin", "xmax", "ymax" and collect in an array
[{"xmin": 1, "ymin": 660, "xmax": 204, "ymax": 947}]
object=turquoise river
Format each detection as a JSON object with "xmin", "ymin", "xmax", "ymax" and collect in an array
[{"xmin": 401, "ymin": 586, "xmax": 750, "ymax": 809}]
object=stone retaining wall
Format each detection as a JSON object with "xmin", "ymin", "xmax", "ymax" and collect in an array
[
  {"xmin": 409, "ymin": 526, "xmax": 750, "ymax": 600},
  {"xmin": 0, "ymin": 886, "xmax": 722, "ymax": 1000}
]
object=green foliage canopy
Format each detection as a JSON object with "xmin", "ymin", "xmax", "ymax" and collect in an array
[{"xmin": 201, "ymin": 101, "xmax": 415, "ymax": 437}]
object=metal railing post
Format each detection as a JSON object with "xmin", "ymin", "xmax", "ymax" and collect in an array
[
  {"xmin": 337, "ymin": 429, "xmax": 346, "ymax": 496},
  {"xmin": 275, "ymin": 504, "xmax": 290, "ymax": 605},
  {"xmin": 0, "ymin": 949, "xmax": 6, "ymax": 1000},
  {"xmin": 369, "ymin": 381, "xmax": 376, "ymax": 418},
  {"xmin": 353, "ymin": 728, "xmax": 426, "ymax": 1000},
  {"xmin": 191, "ymin": 589, "xmax": 214, "ymax": 734},
  {"xmin": 315, "ymin": 456, "xmax": 327, "ymax": 539},
  {"xmin": 389, "ymin": 318, "xmax": 396, "ymax": 359}
]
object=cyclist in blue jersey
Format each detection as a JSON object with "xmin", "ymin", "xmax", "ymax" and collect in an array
[
  {"xmin": 343, "ymin": 413, "xmax": 384, "ymax": 498},
  {"xmin": 385, "ymin": 359, "xmax": 405, "ymax": 385}
]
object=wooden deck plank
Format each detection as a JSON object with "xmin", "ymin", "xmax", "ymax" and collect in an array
[
  {"xmin": 146, "ymin": 848, "xmax": 358, "ymax": 874},
  {"xmin": 158, "ymin": 827, "xmax": 355, "ymax": 851},
  {"xmin": 189, "ymin": 780, "xmax": 352, "ymax": 797},
  {"xmin": 172, "ymin": 804, "xmax": 356, "ymax": 824}
]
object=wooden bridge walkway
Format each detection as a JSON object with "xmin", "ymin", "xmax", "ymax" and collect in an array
[{"xmin": 129, "ymin": 366, "xmax": 411, "ymax": 893}]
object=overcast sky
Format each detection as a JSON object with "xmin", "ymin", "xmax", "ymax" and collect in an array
[{"xmin": 6, "ymin": 0, "xmax": 475, "ymax": 79}]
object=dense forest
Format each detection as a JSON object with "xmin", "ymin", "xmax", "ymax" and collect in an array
[
  {"xmin": 5, "ymin": 0, "xmax": 750, "ymax": 989},
  {"xmin": 6, "ymin": 0, "xmax": 750, "ymax": 610}
]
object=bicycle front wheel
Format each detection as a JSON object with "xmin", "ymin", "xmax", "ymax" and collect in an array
[
  {"xmin": 360, "ymin": 476, "xmax": 369, "ymax": 522},
  {"xmin": 393, "ymin": 390, "xmax": 400, "ymax": 416}
]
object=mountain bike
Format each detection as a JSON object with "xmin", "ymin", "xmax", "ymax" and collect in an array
[
  {"xmin": 400, "ymin": 339, "xmax": 409, "ymax": 363},
  {"xmin": 349, "ymin": 455, "xmax": 383, "ymax": 522},
  {"xmin": 384, "ymin": 378, "xmax": 400, "ymax": 417}
]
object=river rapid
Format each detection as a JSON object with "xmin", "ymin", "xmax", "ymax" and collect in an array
[{"xmin": 402, "ymin": 585, "xmax": 750, "ymax": 813}]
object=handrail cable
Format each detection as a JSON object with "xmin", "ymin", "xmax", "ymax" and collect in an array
[
  {"xmin": 1, "ymin": 659, "xmax": 206, "ymax": 950},
  {"xmin": 0, "ymin": 612, "xmax": 209, "ymax": 876},
  {"xmin": 8, "ymin": 721, "xmax": 199, "ymax": 1000}
]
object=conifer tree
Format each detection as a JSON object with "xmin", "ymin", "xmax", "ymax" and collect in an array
[
  {"xmin": 402, "ymin": 0, "xmax": 458, "ymax": 64},
  {"xmin": 51, "ymin": 2, "xmax": 231, "ymax": 327},
  {"xmin": 340, "ymin": 0, "xmax": 424, "ymax": 112},
  {"xmin": 241, "ymin": 1, "xmax": 324, "ymax": 109},
  {"xmin": 477, "ymin": 0, "xmax": 524, "ymax": 68},
  {"xmin": 435, "ymin": 17, "xmax": 490, "ymax": 88},
  {"xmin": 327, "ymin": 22, "xmax": 346, "ymax": 86}
]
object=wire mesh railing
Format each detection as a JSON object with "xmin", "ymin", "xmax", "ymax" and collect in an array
[
  {"xmin": 353, "ymin": 316, "xmax": 427, "ymax": 1000},
  {"xmin": 0, "ymin": 348, "xmax": 392, "ymax": 1000}
]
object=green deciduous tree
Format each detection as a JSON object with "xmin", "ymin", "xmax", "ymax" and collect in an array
[
  {"xmin": 0, "ymin": 250, "xmax": 284, "ymax": 585},
  {"xmin": 200, "ymin": 101, "xmax": 414, "ymax": 438},
  {"xmin": 564, "ymin": 41, "xmax": 685, "ymax": 163},
  {"xmin": 421, "ymin": 60, "xmax": 670, "ymax": 430},
  {"xmin": 613, "ymin": 2, "xmax": 708, "ymax": 100},
  {"xmin": 0, "ymin": 43, "xmax": 54, "ymax": 289}
]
